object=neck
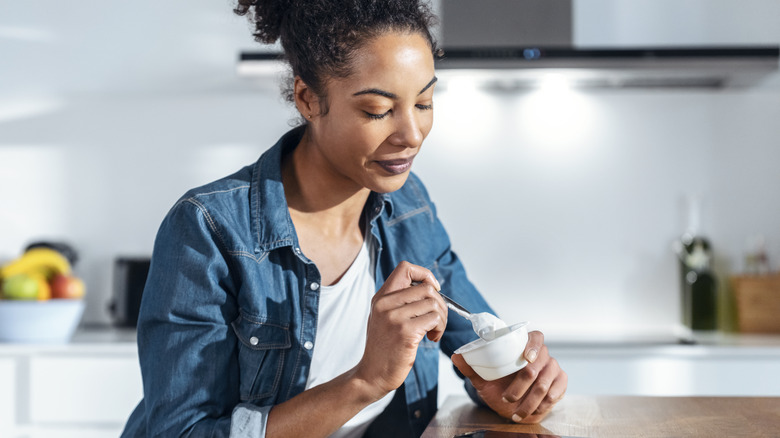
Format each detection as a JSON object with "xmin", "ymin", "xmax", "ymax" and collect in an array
[{"xmin": 282, "ymin": 129, "xmax": 370, "ymax": 234}]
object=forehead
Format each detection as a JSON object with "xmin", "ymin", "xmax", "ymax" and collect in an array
[{"xmin": 335, "ymin": 32, "xmax": 435, "ymax": 94}]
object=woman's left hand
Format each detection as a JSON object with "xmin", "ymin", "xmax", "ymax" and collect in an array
[{"xmin": 451, "ymin": 330, "xmax": 567, "ymax": 423}]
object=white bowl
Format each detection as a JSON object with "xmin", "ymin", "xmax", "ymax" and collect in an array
[
  {"xmin": 0, "ymin": 300, "xmax": 85, "ymax": 344},
  {"xmin": 454, "ymin": 321, "xmax": 529, "ymax": 381}
]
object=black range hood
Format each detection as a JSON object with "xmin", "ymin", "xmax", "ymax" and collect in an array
[
  {"xmin": 434, "ymin": 45, "xmax": 780, "ymax": 89},
  {"xmin": 238, "ymin": 0, "xmax": 780, "ymax": 89},
  {"xmin": 238, "ymin": 46, "xmax": 779, "ymax": 89},
  {"xmin": 432, "ymin": 0, "xmax": 779, "ymax": 89}
]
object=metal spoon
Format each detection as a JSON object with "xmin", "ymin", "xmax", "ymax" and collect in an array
[
  {"xmin": 438, "ymin": 291, "xmax": 505, "ymax": 341},
  {"xmin": 438, "ymin": 291, "xmax": 472, "ymax": 319},
  {"xmin": 410, "ymin": 282, "xmax": 505, "ymax": 340}
]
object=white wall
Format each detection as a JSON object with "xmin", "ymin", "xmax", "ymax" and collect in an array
[{"xmin": 1, "ymin": 1, "xmax": 779, "ymax": 336}]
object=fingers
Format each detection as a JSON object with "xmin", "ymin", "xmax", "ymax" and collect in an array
[
  {"xmin": 531, "ymin": 370, "xmax": 567, "ymax": 418},
  {"xmin": 359, "ymin": 263, "xmax": 447, "ymax": 394},
  {"xmin": 523, "ymin": 330, "xmax": 545, "ymax": 364},
  {"xmin": 390, "ymin": 293, "xmax": 446, "ymax": 342},
  {"xmin": 374, "ymin": 282, "xmax": 446, "ymax": 325},
  {"xmin": 503, "ymin": 346, "xmax": 566, "ymax": 423},
  {"xmin": 452, "ymin": 329, "xmax": 567, "ymax": 425},
  {"xmin": 502, "ymin": 344, "xmax": 549, "ymax": 404},
  {"xmin": 451, "ymin": 353, "xmax": 485, "ymax": 384},
  {"xmin": 374, "ymin": 261, "xmax": 447, "ymax": 341},
  {"xmin": 499, "ymin": 331, "xmax": 547, "ymax": 405},
  {"xmin": 379, "ymin": 261, "xmax": 441, "ymax": 295}
]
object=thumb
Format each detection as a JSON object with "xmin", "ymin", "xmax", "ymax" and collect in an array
[{"xmin": 451, "ymin": 353, "xmax": 485, "ymax": 386}]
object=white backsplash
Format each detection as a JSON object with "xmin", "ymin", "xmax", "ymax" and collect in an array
[{"xmin": 1, "ymin": 0, "xmax": 779, "ymax": 333}]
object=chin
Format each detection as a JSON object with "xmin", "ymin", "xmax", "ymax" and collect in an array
[{"xmin": 369, "ymin": 172, "xmax": 411, "ymax": 194}]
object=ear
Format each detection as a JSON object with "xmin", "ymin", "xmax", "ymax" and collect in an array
[{"xmin": 293, "ymin": 77, "xmax": 321, "ymax": 120}]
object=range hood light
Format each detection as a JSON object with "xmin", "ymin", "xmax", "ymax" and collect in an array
[{"xmin": 538, "ymin": 73, "xmax": 571, "ymax": 91}]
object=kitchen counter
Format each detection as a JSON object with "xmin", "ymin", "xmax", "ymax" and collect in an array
[
  {"xmin": 0, "ymin": 326, "xmax": 137, "ymax": 355},
  {"xmin": 2, "ymin": 328, "xmax": 779, "ymax": 437},
  {"xmin": 72, "ymin": 326, "xmax": 138, "ymax": 343},
  {"xmin": 3, "ymin": 326, "xmax": 779, "ymax": 354},
  {"xmin": 4, "ymin": 326, "xmax": 780, "ymax": 361},
  {"xmin": 548, "ymin": 332, "xmax": 780, "ymax": 358},
  {"xmin": 422, "ymin": 395, "xmax": 780, "ymax": 438}
]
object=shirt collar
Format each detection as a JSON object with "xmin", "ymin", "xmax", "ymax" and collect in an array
[{"xmin": 250, "ymin": 127, "xmax": 304, "ymax": 252}]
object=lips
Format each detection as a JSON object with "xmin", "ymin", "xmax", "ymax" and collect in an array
[{"xmin": 375, "ymin": 157, "xmax": 415, "ymax": 175}]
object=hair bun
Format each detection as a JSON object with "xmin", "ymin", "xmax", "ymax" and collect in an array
[
  {"xmin": 234, "ymin": 0, "xmax": 293, "ymax": 44},
  {"xmin": 234, "ymin": 0, "xmax": 438, "ymax": 111}
]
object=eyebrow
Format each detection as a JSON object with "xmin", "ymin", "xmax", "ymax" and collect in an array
[
  {"xmin": 352, "ymin": 76, "xmax": 438, "ymax": 99},
  {"xmin": 419, "ymin": 76, "xmax": 438, "ymax": 95}
]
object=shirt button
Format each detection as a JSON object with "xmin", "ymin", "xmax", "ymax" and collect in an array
[
  {"xmin": 304, "ymin": 341, "xmax": 314, "ymax": 350},
  {"xmin": 414, "ymin": 409, "xmax": 422, "ymax": 419},
  {"xmin": 249, "ymin": 336, "xmax": 259, "ymax": 346},
  {"xmin": 310, "ymin": 282, "xmax": 319, "ymax": 290}
]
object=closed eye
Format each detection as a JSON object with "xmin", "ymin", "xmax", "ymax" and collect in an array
[
  {"xmin": 364, "ymin": 110, "xmax": 391, "ymax": 120},
  {"xmin": 364, "ymin": 103, "xmax": 431, "ymax": 120}
]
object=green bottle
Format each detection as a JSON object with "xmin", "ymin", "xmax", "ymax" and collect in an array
[
  {"xmin": 675, "ymin": 195, "xmax": 718, "ymax": 331},
  {"xmin": 678, "ymin": 235, "xmax": 718, "ymax": 331}
]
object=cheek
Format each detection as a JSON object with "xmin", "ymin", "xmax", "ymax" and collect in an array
[
  {"xmin": 336, "ymin": 130, "xmax": 379, "ymax": 165},
  {"xmin": 421, "ymin": 113, "xmax": 434, "ymax": 139},
  {"xmin": 353, "ymin": 124, "xmax": 394, "ymax": 152}
]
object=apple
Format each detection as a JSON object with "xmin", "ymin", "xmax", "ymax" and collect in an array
[
  {"xmin": 2, "ymin": 274, "xmax": 40, "ymax": 300},
  {"xmin": 50, "ymin": 274, "xmax": 86, "ymax": 299}
]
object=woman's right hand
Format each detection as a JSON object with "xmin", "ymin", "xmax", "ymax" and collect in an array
[{"xmin": 355, "ymin": 261, "xmax": 447, "ymax": 400}]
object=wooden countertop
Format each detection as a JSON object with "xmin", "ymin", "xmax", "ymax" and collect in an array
[{"xmin": 422, "ymin": 395, "xmax": 780, "ymax": 437}]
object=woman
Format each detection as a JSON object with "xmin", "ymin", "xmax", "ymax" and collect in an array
[{"xmin": 121, "ymin": 1, "xmax": 567, "ymax": 437}]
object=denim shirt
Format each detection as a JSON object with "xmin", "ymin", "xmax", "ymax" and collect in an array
[{"xmin": 121, "ymin": 127, "xmax": 494, "ymax": 438}]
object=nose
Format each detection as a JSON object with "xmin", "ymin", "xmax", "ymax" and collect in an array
[{"xmin": 389, "ymin": 108, "xmax": 425, "ymax": 149}]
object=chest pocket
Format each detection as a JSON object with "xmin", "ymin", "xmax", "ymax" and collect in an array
[{"xmin": 231, "ymin": 313, "xmax": 291, "ymax": 401}]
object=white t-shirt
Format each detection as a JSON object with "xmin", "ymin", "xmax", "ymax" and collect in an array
[{"xmin": 304, "ymin": 238, "xmax": 395, "ymax": 438}]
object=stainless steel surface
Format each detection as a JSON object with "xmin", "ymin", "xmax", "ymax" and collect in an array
[
  {"xmin": 438, "ymin": 291, "xmax": 472, "ymax": 319},
  {"xmin": 432, "ymin": 0, "xmax": 780, "ymax": 88},
  {"xmin": 440, "ymin": 0, "xmax": 572, "ymax": 48}
]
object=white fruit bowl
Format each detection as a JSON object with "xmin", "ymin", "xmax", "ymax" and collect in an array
[
  {"xmin": 454, "ymin": 321, "xmax": 529, "ymax": 381},
  {"xmin": 0, "ymin": 300, "xmax": 85, "ymax": 343}
]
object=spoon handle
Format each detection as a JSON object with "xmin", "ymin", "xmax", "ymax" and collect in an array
[
  {"xmin": 438, "ymin": 292, "xmax": 473, "ymax": 320},
  {"xmin": 410, "ymin": 281, "xmax": 473, "ymax": 320}
]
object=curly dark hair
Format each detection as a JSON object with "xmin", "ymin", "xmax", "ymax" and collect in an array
[{"xmin": 234, "ymin": 0, "xmax": 438, "ymax": 110}]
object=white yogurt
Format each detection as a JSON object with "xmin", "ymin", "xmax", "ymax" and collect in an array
[
  {"xmin": 454, "ymin": 321, "xmax": 530, "ymax": 380},
  {"xmin": 470, "ymin": 312, "xmax": 508, "ymax": 341}
]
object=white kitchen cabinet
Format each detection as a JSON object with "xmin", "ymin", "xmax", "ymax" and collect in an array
[
  {"xmin": 555, "ymin": 345, "xmax": 780, "ymax": 396},
  {"xmin": 438, "ymin": 334, "xmax": 780, "ymax": 405},
  {"xmin": 29, "ymin": 355, "xmax": 142, "ymax": 423},
  {"xmin": 0, "ymin": 330, "xmax": 142, "ymax": 438},
  {"xmin": 0, "ymin": 358, "xmax": 17, "ymax": 429}
]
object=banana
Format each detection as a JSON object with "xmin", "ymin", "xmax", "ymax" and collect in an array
[
  {"xmin": 30, "ymin": 273, "xmax": 52, "ymax": 300},
  {"xmin": 0, "ymin": 247, "xmax": 72, "ymax": 281}
]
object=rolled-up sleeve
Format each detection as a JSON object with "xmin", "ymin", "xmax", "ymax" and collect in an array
[{"xmin": 229, "ymin": 404, "xmax": 272, "ymax": 437}]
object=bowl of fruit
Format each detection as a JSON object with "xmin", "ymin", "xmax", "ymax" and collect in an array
[{"xmin": 0, "ymin": 245, "xmax": 86, "ymax": 343}]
